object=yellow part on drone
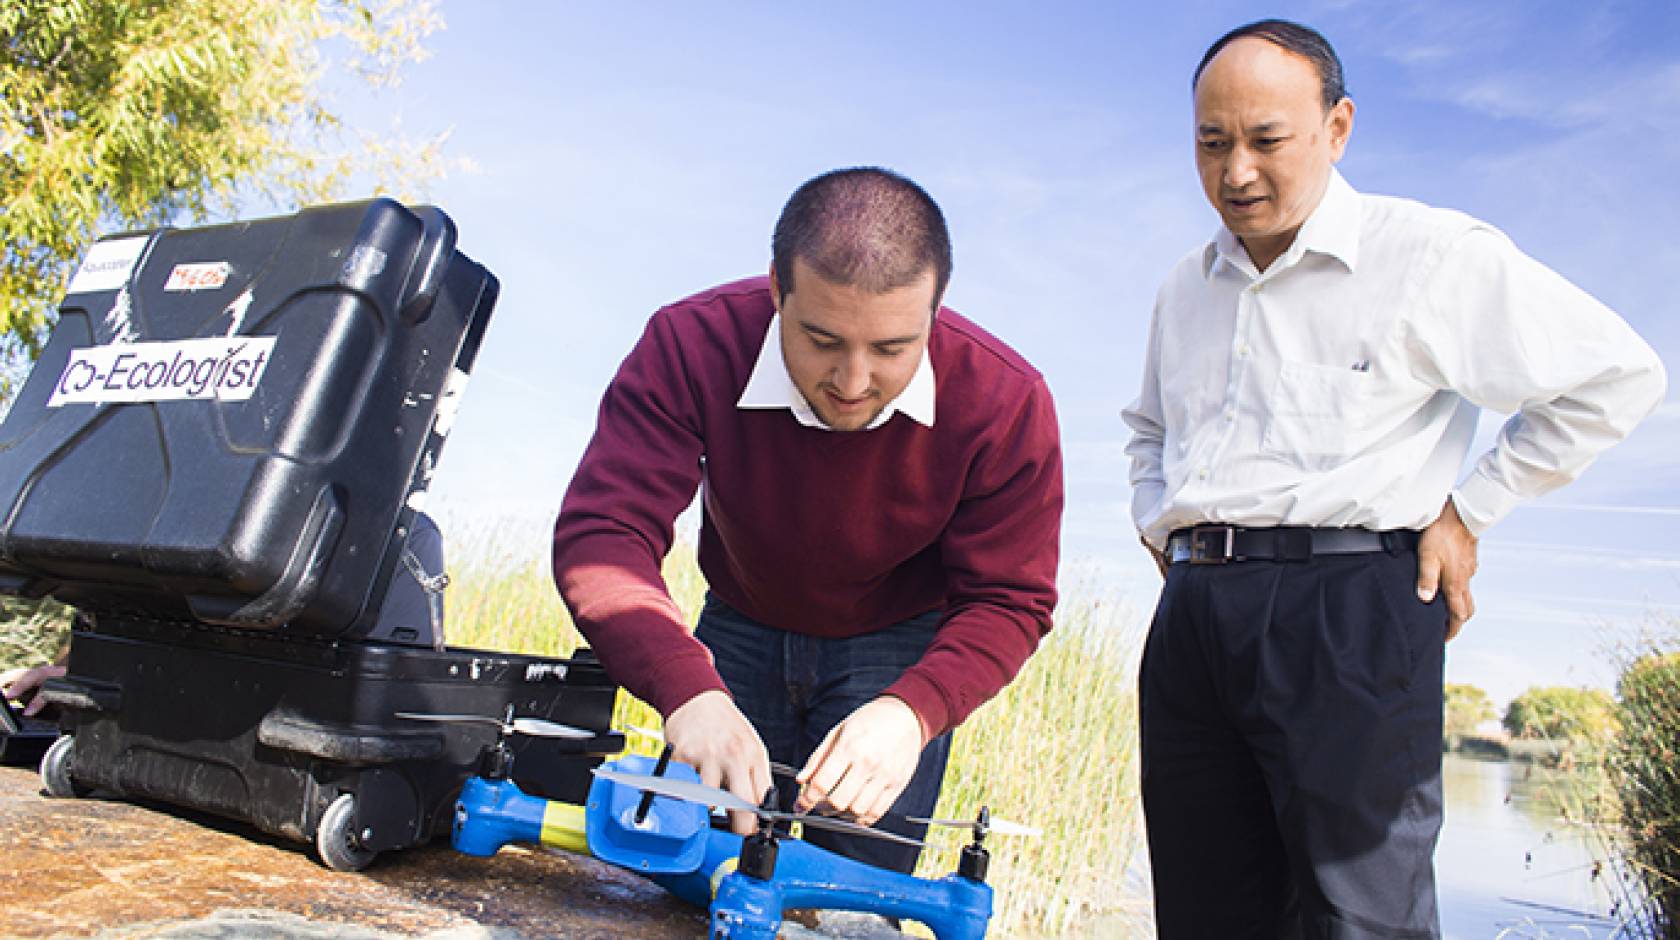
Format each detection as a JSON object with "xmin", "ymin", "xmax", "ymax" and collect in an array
[
  {"xmin": 709, "ymin": 857, "xmax": 740, "ymax": 898},
  {"xmin": 539, "ymin": 801, "xmax": 589, "ymax": 854}
]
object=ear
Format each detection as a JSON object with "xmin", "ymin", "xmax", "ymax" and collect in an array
[
  {"xmin": 767, "ymin": 264, "xmax": 781, "ymax": 313},
  {"xmin": 1327, "ymin": 96, "xmax": 1355, "ymax": 163}
]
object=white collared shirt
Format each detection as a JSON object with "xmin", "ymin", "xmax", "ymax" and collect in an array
[
  {"xmin": 1124, "ymin": 170, "xmax": 1666, "ymax": 548},
  {"xmin": 737, "ymin": 313, "xmax": 936, "ymax": 430}
]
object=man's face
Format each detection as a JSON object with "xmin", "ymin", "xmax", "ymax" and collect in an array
[
  {"xmin": 1193, "ymin": 36, "xmax": 1354, "ymax": 270},
  {"xmin": 772, "ymin": 257, "xmax": 935, "ymax": 432}
]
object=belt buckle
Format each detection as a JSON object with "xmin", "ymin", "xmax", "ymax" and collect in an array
[{"xmin": 1189, "ymin": 526, "xmax": 1236, "ymax": 564}]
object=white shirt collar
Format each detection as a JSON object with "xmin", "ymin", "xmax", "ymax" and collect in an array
[
  {"xmin": 737, "ymin": 313, "xmax": 937, "ymax": 430},
  {"xmin": 1204, "ymin": 168, "xmax": 1363, "ymax": 279}
]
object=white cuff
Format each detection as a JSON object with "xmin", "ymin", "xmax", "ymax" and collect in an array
[{"xmin": 1450, "ymin": 472, "xmax": 1522, "ymax": 537}]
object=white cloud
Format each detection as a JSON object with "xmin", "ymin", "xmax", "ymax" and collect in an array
[
  {"xmin": 1519, "ymin": 502, "xmax": 1680, "ymax": 517},
  {"xmin": 1504, "ymin": 590, "xmax": 1680, "ymax": 613},
  {"xmin": 1440, "ymin": 62, "xmax": 1680, "ymax": 131},
  {"xmin": 1388, "ymin": 44, "xmax": 1455, "ymax": 66},
  {"xmin": 1483, "ymin": 539, "xmax": 1680, "ymax": 570}
]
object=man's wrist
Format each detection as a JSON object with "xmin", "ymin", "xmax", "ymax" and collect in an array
[
  {"xmin": 881, "ymin": 694, "xmax": 931, "ymax": 747},
  {"xmin": 1448, "ymin": 479, "xmax": 1508, "ymax": 538},
  {"xmin": 657, "ymin": 674, "xmax": 733, "ymax": 721},
  {"xmin": 882, "ymin": 672, "xmax": 950, "ymax": 742}
]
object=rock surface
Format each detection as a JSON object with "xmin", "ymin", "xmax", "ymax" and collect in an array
[{"xmin": 0, "ymin": 764, "xmax": 707, "ymax": 939}]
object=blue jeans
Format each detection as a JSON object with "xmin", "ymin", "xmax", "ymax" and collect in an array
[{"xmin": 694, "ymin": 593, "xmax": 953, "ymax": 873}]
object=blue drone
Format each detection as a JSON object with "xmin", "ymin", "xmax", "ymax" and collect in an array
[{"xmin": 404, "ymin": 711, "xmax": 1036, "ymax": 939}]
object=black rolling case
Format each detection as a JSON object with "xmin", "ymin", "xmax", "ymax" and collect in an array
[{"xmin": 0, "ymin": 199, "xmax": 621, "ymax": 868}]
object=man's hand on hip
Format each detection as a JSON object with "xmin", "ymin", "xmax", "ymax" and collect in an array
[
  {"xmin": 663, "ymin": 689, "xmax": 773, "ymax": 836},
  {"xmin": 795, "ymin": 695, "xmax": 926, "ymax": 827},
  {"xmin": 1416, "ymin": 498, "xmax": 1478, "ymax": 641}
]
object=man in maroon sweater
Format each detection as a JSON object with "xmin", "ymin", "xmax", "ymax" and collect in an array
[{"xmin": 553, "ymin": 168, "xmax": 1062, "ymax": 871}]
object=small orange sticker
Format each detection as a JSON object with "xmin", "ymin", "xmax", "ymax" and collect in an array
[{"xmin": 164, "ymin": 262, "xmax": 231, "ymax": 292}]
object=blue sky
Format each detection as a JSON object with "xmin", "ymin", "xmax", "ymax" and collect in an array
[{"xmin": 311, "ymin": 1, "xmax": 1680, "ymax": 709}]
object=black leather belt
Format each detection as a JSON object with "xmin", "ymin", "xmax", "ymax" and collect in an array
[{"xmin": 1166, "ymin": 526, "xmax": 1418, "ymax": 564}]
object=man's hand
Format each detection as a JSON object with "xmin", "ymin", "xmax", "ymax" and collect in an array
[
  {"xmin": 796, "ymin": 696, "xmax": 926, "ymax": 827},
  {"xmin": 1, "ymin": 663, "xmax": 66, "ymax": 717},
  {"xmin": 1417, "ymin": 498, "xmax": 1479, "ymax": 641},
  {"xmin": 663, "ymin": 690, "xmax": 773, "ymax": 836}
]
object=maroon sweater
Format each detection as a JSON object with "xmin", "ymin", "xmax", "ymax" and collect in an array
[{"xmin": 552, "ymin": 278, "xmax": 1062, "ymax": 736}]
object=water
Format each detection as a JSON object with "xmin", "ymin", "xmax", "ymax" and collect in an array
[
  {"xmin": 1081, "ymin": 754, "xmax": 1628, "ymax": 938},
  {"xmin": 1438, "ymin": 753, "xmax": 1622, "ymax": 939}
]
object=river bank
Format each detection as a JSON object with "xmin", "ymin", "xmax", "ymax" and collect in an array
[{"xmin": 1438, "ymin": 753, "xmax": 1620, "ymax": 939}]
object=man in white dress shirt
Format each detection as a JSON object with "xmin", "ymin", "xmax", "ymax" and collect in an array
[{"xmin": 1123, "ymin": 19, "xmax": 1666, "ymax": 938}]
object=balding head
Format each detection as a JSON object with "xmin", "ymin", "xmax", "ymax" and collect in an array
[
  {"xmin": 771, "ymin": 168, "xmax": 953, "ymax": 314},
  {"xmin": 1194, "ymin": 19, "xmax": 1347, "ymax": 113}
]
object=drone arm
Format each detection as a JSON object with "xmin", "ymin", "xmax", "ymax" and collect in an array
[
  {"xmin": 453, "ymin": 777, "xmax": 588, "ymax": 858},
  {"xmin": 773, "ymin": 841, "xmax": 991, "ymax": 939},
  {"xmin": 698, "ymin": 836, "xmax": 991, "ymax": 940}
]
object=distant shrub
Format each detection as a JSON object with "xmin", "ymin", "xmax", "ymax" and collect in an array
[
  {"xmin": 1445, "ymin": 682, "xmax": 1497, "ymax": 739},
  {"xmin": 1504, "ymin": 685, "xmax": 1618, "ymax": 746}
]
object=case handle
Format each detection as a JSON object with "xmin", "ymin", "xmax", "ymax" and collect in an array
[{"xmin": 398, "ymin": 207, "xmax": 458, "ymax": 325}]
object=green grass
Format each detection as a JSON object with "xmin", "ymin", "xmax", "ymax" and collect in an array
[
  {"xmin": 0, "ymin": 596, "xmax": 73, "ymax": 673},
  {"xmin": 440, "ymin": 519, "xmax": 1150, "ymax": 937},
  {"xmin": 918, "ymin": 589, "xmax": 1148, "ymax": 935}
]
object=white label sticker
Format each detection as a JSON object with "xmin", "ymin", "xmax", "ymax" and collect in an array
[
  {"xmin": 48, "ymin": 337, "xmax": 277, "ymax": 407},
  {"xmin": 431, "ymin": 367, "xmax": 471, "ymax": 437},
  {"xmin": 342, "ymin": 245, "xmax": 387, "ymax": 281},
  {"xmin": 164, "ymin": 262, "xmax": 231, "ymax": 292},
  {"xmin": 67, "ymin": 237, "xmax": 149, "ymax": 294}
]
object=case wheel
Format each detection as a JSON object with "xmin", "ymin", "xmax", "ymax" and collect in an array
[
  {"xmin": 316, "ymin": 792, "xmax": 378, "ymax": 872},
  {"xmin": 41, "ymin": 735, "xmax": 90, "ymax": 798}
]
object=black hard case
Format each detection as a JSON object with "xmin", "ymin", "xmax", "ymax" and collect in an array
[
  {"xmin": 6, "ymin": 201, "xmax": 621, "ymax": 863},
  {"xmin": 0, "ymin": 199, "xmax": 488, "ymax": 636},
  {"xmin": 46, "ymin": 615, "xmax": 619, "ymax": 855}
]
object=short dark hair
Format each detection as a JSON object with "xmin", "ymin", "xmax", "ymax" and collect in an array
[
  {"xmin": 772, "ymin": 167, "xmax": 952, "ymax": 312},
  {"xmin": 1193, "ymin": 19, "xmax": 1348, "ymax": 112}
]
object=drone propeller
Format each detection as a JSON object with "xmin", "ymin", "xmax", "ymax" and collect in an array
[
  {"xmin": 394, "ymin": 711, "xmax": 596, "ymax": 740},
  {"xmin": 591, "ymin": 766, "xmax": 924, "ymax": 849},
  {"xmin": 616, "ymin": 725, "xmax": 801, "ymax": 779},
  {"xmin": 909, "ymin": 811, "xmax": 1041, "ymax": 838}
]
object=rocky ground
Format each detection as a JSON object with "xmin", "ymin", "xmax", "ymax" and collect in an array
[
  {"xmin": 0, "ymin": 765, "xmax": 708, "ymax": 940},
  {"xmin": 0, "ymin": 764, "xmax": 902, "ymax": 939}
]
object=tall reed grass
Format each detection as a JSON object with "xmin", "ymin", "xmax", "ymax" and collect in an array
[
  {"xmin": 439, "ymin": 516, "xmax": 1150, "ymax": 937},
  {"xmin": 1527, "ymin": 620, "xmax": 1680, "ymax": 939},
  {"xmin": 1608, "ymin": 644, "xmax": 1680, "ymax": 936}
]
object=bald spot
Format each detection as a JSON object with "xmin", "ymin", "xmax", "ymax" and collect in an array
[
  {"xmin": 1196, "ymin": 36, "xmax": 1329, "ymax": 131},
  {"xmin": 796, "ymin": 175, "xmax": 937, "ymax": 295}
]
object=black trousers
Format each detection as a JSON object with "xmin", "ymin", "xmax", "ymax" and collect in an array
[{"xmin": 1140, "ymin": 545, "xmax": 1446, "ymax": 939}]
